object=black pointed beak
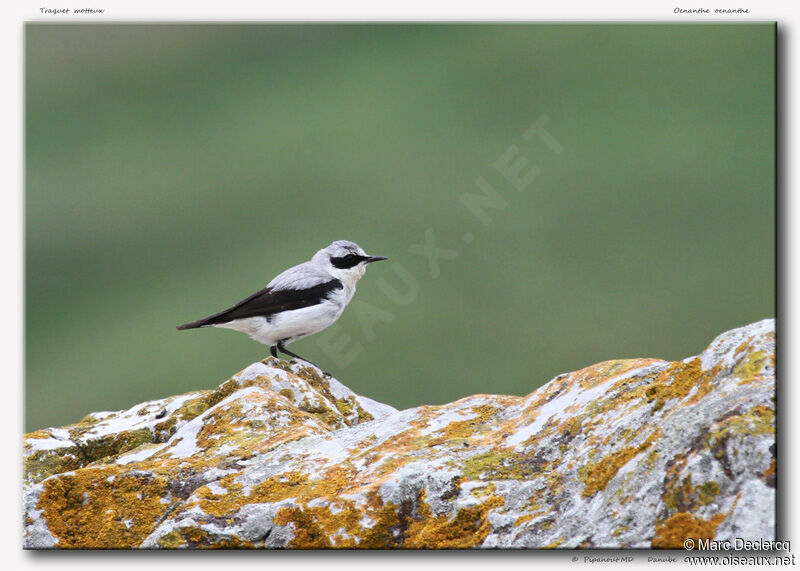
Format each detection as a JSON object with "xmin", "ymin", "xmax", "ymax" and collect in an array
[{"xmin": 365, "ymin": 255, "xmax": 388, "ymax": 264}]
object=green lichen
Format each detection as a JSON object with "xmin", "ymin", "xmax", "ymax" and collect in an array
[
  {"xmin": 153, "ymin": 416, "xmax": 178, "ymax": 442},
  {"xmin": 356, "ymin": 404, "xmax": 374, "ymax": 423},
  {"xmin": 335, "ymin": 397, "xmax": 355, "ymax": 418},
  {"xmin": 24, "ymin": 423, "xmax": 159, "ymax": 485},
  {"xmin": 173, "ymin": 390, "xmax": 219, "ymax": 422},
  {"xmin": 698, "ymin": 481, "xmax": 720, "ymax": 505},
  {"xmin": 24, "ymin": 448, "xmax": 84, "ymax": 485},
  {"xmin": 461, "ymin": 450, "xmax": 517, "ymax": 481},
  {"xmin": 663, "ymin": 474, "xmax": 694, "ymax": 512},
  {"xmin": 156, "ymin": 530, "xmax": 184, "ymax": 549},
  {"xmin": 81, "ymin": 428, "xmax": 156, "ymax": 464}
]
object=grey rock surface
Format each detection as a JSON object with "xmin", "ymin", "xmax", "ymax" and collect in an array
[{"xmin": 24, "ymin": 320, "xmax": 775, "ymax": 549}]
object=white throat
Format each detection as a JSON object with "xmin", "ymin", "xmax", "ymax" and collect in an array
[{"xmin": 329, "ymin": 264, "xmax": 366, "ymax": 290}]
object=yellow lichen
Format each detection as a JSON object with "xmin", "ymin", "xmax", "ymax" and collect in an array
[
  {"xmin": 733, "ymin": 339, "xmax": 751, "ymax": 358},
  {"xmin": 705, "ymin": 406, "xmax": 774, "ymax": 453},
  {"xmin": 734, "ymin": 349, "xmax": 774, "ymax": 384},
  {"xmin": 575, "ymin": 360, "xmax": 653, "ymax": 390},
  {"xmin": 427, "ymin": 405, "xmax": 500, "ymax": 447},
  {"xmin": 471, "ymin": 483, "xmax": 497, "ymax": 498},
  {"xmin": 544, "ymin": 536, "xmax": 565, "ymax": 548},
  {"xmin": 643, "ymin": 449, "xmax": 659, "ymax": 471},
  {"xmin": 515, "ymin": 514, "xmax": 534, "ymax": 526}
]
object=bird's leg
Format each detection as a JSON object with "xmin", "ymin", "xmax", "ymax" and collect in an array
[
  {"xmin": 277, "ymin": 341, "xmax": 328, "ymax": 375},
  {"xmin": 270, "ymin": 345, "xmax": 278, "ymax": 359}
]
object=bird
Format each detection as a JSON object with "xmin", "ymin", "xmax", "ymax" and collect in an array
[{"xmin": 177, "ymin": 240, "xmax": 387, "ymax": 371}]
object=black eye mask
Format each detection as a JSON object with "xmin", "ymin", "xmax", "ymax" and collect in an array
[{"xmin": 330, "ymin": 253, "xmax": 367, "ymax": 269}]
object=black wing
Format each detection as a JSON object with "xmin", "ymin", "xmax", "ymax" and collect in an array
[{"xmin": 177, "ymin": 279, "xmax": 343, "ymax": 330}]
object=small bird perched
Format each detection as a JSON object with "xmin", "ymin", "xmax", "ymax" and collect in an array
[{"xmin": 177, "ymin": 240, "xmax": 387, "ymax": 370}]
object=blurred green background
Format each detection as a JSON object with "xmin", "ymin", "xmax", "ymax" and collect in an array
[{"xmin": 25, "ymin": 24, "xmax": 775, "ymax": 431}]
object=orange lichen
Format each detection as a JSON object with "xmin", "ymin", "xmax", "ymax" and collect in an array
[
  {"xmin": 763, "ymin": 459, "xmax": 776, "ymax": 487},
  {"xmin": 275, "ymin": 507, "xmax": 334, "ymax": 548},
  {"xmin": 581, "ymin": 430, "xmax": 661, "ymax": 498},
  {"xmin": 651, "ymin": 512, "xmax": 726, "ymax": 549},
  {"xmin": 156, "ymin": 527, "xmax": 255, "ymax": 548},
  {"xmin": 194, "ymin": 475, "xmax": 247, "ymax": 518},
  {"xmin": 38, "ymin": 467, "xmax": 175, "ymax": 548},
  {"xmin": 581, "ymin": 446, "xmax": 639, "ymax": 498},
  {"xmin": 644, "ymin": 358, "xmax": 703, "ymax": 411},
  {"xmin": 403, "ymin": 490, "xmax": 504, "ymax": 549},
  {"xmin": 269, "ymin": 484, "xmax": 506, "ymax": 549},
  {"xmin": 355, "ymin": 491, "xmax": 404, "ymax": 548}
]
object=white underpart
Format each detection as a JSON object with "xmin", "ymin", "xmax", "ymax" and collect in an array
[{"xmin": 214, "ymin": 286, "xmax": 353, "ymax": 347}]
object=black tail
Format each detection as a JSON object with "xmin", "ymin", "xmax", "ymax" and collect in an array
[{"xmin": 176, "ymin": 318, "xmax": 211, "ymax": 331}]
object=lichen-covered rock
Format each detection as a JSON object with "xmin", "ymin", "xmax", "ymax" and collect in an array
[{"xmin": 24, "ymin": 320, "xmax": 775, "ymax": 549}]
